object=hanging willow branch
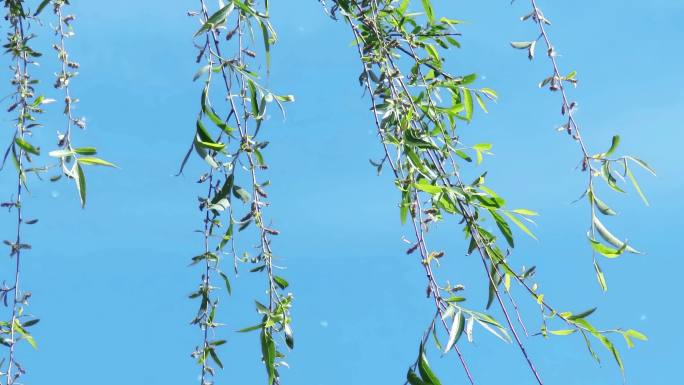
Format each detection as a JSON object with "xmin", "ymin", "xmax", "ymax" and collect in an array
[
  {"xmin": 45, "ymin": 0, "xmax": 117, "ymax": 205},
  {"xmin": 0, "ymin": 1, "xmax": 112, "ymax": 383},
  {"xmin": 324, "ymin": 1, "xmax": 646, "ymax": 383},
  {"xmin": 1, "ymin": 1, "xmax": 42, "ymax": 384},
  {"xmin": 510, "ymin": 0, "xmax": 656, "ymax": 291},
  {"xmin": 186, "ymin": 1, "xmax": 294, "ymax": 384}
]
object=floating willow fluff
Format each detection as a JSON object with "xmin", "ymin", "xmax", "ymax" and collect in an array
[
  {"xmin": 323, "ymin": 1, "xmax": 647, "ymax": 383},
  {"xmin": 185, "ymin": 1, "xmax": 294, "ymax": 384},
  {"xmin": 509, "ymin": 0, "xmax": 655, "ymax": 292},
  {"xmin": 0, "ymin": 1, "xmax": 112, "ymax": 384}
]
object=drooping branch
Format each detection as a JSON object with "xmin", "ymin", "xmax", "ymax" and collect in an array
[
  {"xmin": 187, "ymin": 1, "xmax": 294, "ymax": 384},
  {"xmin": 325, "ymin": 0, "xmax": 647, "ymax": 383},
  {"xmin": 2, "ymin": 2, "xmax": 41, "ymax": 383},
  {"xmin": 46, "ymin": 0, "xmax": 117, "ymax": 205},
  {"xmin": 510, "ymin": 0, "xmax": 656, "ymax": 291}
]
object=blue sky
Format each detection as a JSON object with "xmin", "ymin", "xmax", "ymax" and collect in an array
[{"xmin": 0, "ymin": 0, "xmax": 681, "ymax": 384}]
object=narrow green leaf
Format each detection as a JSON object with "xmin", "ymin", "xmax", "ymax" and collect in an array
[
  {"xmin": 549, "ymin": 329, "xmax": 576, "ymax": 336},
  {"xmin": 284, "ymin": 323, "xmax": 294, "ymax": 349},
  {"xmin": 209, "ymin": 347, "xmax": 223, "ymax": 369},
  {"xmin": 75, "ymin": 163, "xmax": 86, "ymax": 208},
  {"xmin": 418, "ymin": 352, "xmax": 442, "ymax": 385},
  {"xmin": 77, "ymin": 157, "xmax": 117, "ymax": 168},
  {"xmin": 591, "ymin": 191, "xmax": 617, "ymax": 216},
  {"xmin": 568, "ymin": 307, "xmax": 596, "ymax": 321},
  {"xmin": 504, "ymin": 211, "xmax": 537, "ymax": 240},
  {"xmin": 15, "ymin": 138, "xmax": 39, "ymax": 155},
  {"xmin": 604, "ymin": 135, "xmax": 620, "ymax": 157},
  {"xmin": 626, "ymin": 166, "xmax": 649, "ymax": 206},
  {"xmin": 420, "ymin": 0, "xmax": 435, "ymax": 25},
  {"xmin": 593, "ymin": 216, "xmax": 640, "ymax": 254},
  {"xmin": 219, "ymin": 271, "xmax": 232, "ymax": 295},
  {"xmin": 259, "ymin": 20, "xmax": 271, "ymax": 71},
  {"xmin": 415, "ymin": 181, "xmax": 442, "ymax": 195},
  {"xmin": 194, "ymin": 3, "xmax": 235, "ymax": 37},
  {"xmin": 237, "ymin": 323, "xmax": 264, "ymax": 333},
  {"xmin": 626, "ymin": 156, "xmax": 656, "ymax": 176},
  {"xmin": 594, "ymin": 259, "xmax": 608, "ymax": 292},
  {"xmin": 489, "ymin": 210, "xmax": 514, "ymax": 248},
  {"xmin": 273, "ymin": 276, "xmax": 289, "ymax": 290},
  {"xmin": 511, "ymin": 208, "xmax": 538, "ymax": 216},
  {"xmin": 34, "ymin": 0, "xmax": 51, "ymax": 15},
  {"xmin": 462, "ymin": 89, "xmax": 473, "ymax": 122},
  {"xmin": 624, "ymin": 329, "xmax": 647, "ymax": 341},
  {"xmin": 510, "ymin": 41, "xmax": 534, "ymax": 49},
  {"xmin": 588, "ymin": 237, "xmax": 625, "ymax": 258},
  {"xmin": 444, "ymin": 310, "xmax": 465, "ymax": 353}
]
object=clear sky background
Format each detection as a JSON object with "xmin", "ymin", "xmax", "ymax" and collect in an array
[{"xmin": 0, "ymin": 0, "xmax": 681, "ymax": 384}]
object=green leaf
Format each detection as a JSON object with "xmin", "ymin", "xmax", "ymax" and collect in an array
[
  {"xmin": 260, "ymin": 20, "xmax": 272, "ymax": 71},
  {"xmin": 475, "ymin": 318, "xmax": 511, "ymax": 343},
  {"xmin": 549, "ymin": 329, "xmax": 576, "ymax": 336},
  {"xmin": 511, "ymin": 208, "xmax": 538, "ymax": 216},
  {"xmin": 624, "ymin": 329, "xmax": 647, "ymax": 341},
  {"xmin": 588, "ymin": 237, "xmax": 625, "ymax": 258},
  {"xmin": 261, "ymin": 330, "xmax": 276, "ymax": 385},
  {"xmin": 237, "ymin": 323, "xmax": 264, "ymax": 333},
  {"xmin": 590, "ymin": 191, "xmax": 617, "ymax": 216},
  {"xmin": 217, "ymin": 222, "xmax": 234, "ymax": 251},
  {"xmin": 414, "ymin": 181, "xmax": 442, "ymax": 195},
  {"xmin": 74, "ymin": 163, "xmax": 87, "ymax": 208},
  {"xmin": 284, "ymin": 323, "xmax": 294, "ymax": 349},
  {"xmin": 194, "ymin": 141, "xmax": 219, "ymax": 169},
  {"xmin": 400, "ymin": 190, "xmax": 410, "ymax": 225},
  {"xmin": 248, "ymin": 79, "xmax": 260, "ymax": 118},
  {"xmin": 209, "ymin": 347, "xmax": 224, "ymax": 369},
  {"xmin": 489, "ymin": 210, "xmax": 514, "ymax": 248},
  {"xmin": 444, "ymin": 310, "xmax": 465, "ymax": 353},
  {"xmin": 424, "ymin": 43, "xmax": 440, "ymax": 64},
  {"xmin": 594, "ymin": 259, "xmax": 608, "ymax": 292},
  {"xmin": 604, "ymin": 135, "xmax": 620, "ymax": 157},
  {"xmin": 504, "ymin": 211, "xmax": 537, "ymax": 240},
  {"xmin": 626, "ymin": 166, "xmax": 649, "ymax": 206},
  {"xmin": 602, "ymin": 162, "xmax": 625, "ymax": 193},
  {"xmin": 472, "ymin": 143, "xmax": 492, "ymax": 152},
  {"xmin": 593, "ymin": 216, "xmax": 640, "ymax": 254},
  {"xmin": 34, "ymin": 0, "xmax": 51, "ymax": 16},
  {"xmin": 480, "ymin": 87, "xmax": 498, "ymax": 100},
  {"xmin": 15, "ymin": 138, "xmax": 39, "ymax": 155},
  {"xmin": 219, "ymin": 271, "xmax": 232, "ymax": 295},
  {"xmin": 475, "ymin": 93, "xmax": 488, "ymax": 113},
  {"xmin": 420, "ymin": 0, "xmax": 435, "ymax": 25},
  {"xmin": 232, "ymin": 185, "xmax": 250, "ymax": 203},
  {"xmin": 626, "ymin": 156, "xmax": 656, "ymax": 176},
  {"xmin": 77, "ymin": 157, "xmax": 118, "ymax": 168},
  {"xmin": 74, "ymin": 147, "xmax": 98, "ymax": 155},
  {"xmin": 510, "ymin": 41, "xmax": 534, "ymax": 49},
  {"xmin": 195, "ymin": 120, "xmax": 225, "ymax": 151},
  {"xmin": 193, "ymin": 64, "xmax": 211, "ymax": 81},
  {"xmin": 462, "ymin": 89, "xmax": 473, "ymax": 122},
  {"xmin": 273, "ymin": 276, "xmax": 289, "ymax": 290},
  {"xmin": 568, "ymin": 307, "xmax": 596, "ymax": 321},
  {"xmin": 596, "ymin": 334, "xmax": 624, "ymax": 374},
  {"xmin": 194, "ymin": 3, "xmax": 235, "ymax": 37},
  {"xmin": 418, "ymin": 351, "xmax": 442, "ymax": 385}
]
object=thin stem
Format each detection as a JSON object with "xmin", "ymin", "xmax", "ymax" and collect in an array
[
  {"xmin": 6, "ymin": 10, "xmax": 29, "ymax": 385},
  {"xmin": 526, "ymin": 0, "xmax": 598, "ymax": 249}
]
